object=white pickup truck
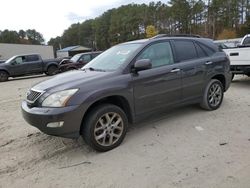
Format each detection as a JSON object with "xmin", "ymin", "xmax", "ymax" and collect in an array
[{"xmin": 215, "ymin": 35, "xmax": 250, "ymax": 79}]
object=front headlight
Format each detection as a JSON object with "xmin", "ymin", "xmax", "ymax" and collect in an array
[{"xmin": 42, "ymin": 89, "xmax": 78, "ymax": 107}]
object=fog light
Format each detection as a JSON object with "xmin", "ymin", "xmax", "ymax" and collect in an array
[{"xmin": 47, "ymin": 121, "xmax": 64, "ymax": 128}]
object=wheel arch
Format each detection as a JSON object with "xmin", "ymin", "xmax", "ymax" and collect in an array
[
  {"xmin": 0, "ymin": 69, "xmax": 10, "ymax": 75},
  {"xmin": 45, "ymin": 62, "xmax": 59, "ymax": 71},
  {"xmin": 211, "ymin": 74, "xmax": 226, "ymax": 91},
  {"xmin": 80, "ymin": 95, "xmax": 133, "ymax": 134}
]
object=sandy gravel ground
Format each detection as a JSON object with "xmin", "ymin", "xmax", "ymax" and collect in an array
[{"xmin": 0, "ymin": 75, "xmax": 250, "ymax": 188}]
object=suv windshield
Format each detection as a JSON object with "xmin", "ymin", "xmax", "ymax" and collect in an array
[
  {"xmin": 83, "ymin": 43, "xmax": 142, "ymax": 71},
  {"xmin": 4, "ymin": 56, "xmax": 17, "ymax": 64},
  {"xmin": 70, "ymin": 54, "xmax": 81, "ymax": 63}
]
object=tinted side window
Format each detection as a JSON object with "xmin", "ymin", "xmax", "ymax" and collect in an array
[
  {"xmin": 137, "ymin": 42, "xmax": 174, "ymax": 68},
  {"xmin": 194, "ymin": 42, "xmax": 208, "ymax": 58},
  {"xmin": 80, "ymin": 55, "xmax": 91, "ymax": 63},
  {"xmin": 199, "ymin": 43, "xmax": 215, "ymax": 56},
  {"xmin": 26, "ymin": 55, "xmax": 39, "ymax": 62},
  {"xmin": 174, "ymin": 40, "xmax": 197, "ymax": 62},
  {"xmin": 92, "ymin": 53, "xmax": 100, "ymax": 58},
  {"xmin": 14, "ymin": 56, "xmax": 26, "ymax": 64}
]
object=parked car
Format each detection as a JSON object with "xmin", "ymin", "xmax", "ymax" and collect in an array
[
  {"xmin": 0, "ymin": 54, "xmax": 60, "ymax": 82},
  {"xmin": 22, "ymin": 36, "xmax": 231, "ymax": 151},
  {"xmin": 217, "ymin": 34, "xmax": 250, "ymax": 79},
  {"xmin": 59, "ymin": 52, "xmax": 102, "ymax": 72}
]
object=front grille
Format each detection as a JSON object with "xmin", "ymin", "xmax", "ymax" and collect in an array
[{"xmin": 26, "ymin": 89, "xmax": 43, "ymax": 103}]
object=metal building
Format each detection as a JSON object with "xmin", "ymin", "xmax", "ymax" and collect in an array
[{"xmin": 0, "ymin": 43, "xmax": 54, "ymax": 60}]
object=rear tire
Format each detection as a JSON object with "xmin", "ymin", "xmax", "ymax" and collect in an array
[
  {"xmin": 0, "ymin": 71, "xmax": 9, "ymax": 82},
  {"xmin": 81, "ymin": 104, "xmax": 128, "ymax": 152},
  {"xmin": 46, "ymin": 65, "xmax": 58, "ymax": 76},
  {"xmin": 200, "ymin": 79, "xmax": 224, "ymax": 111}
]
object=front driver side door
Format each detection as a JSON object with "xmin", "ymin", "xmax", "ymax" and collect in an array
[
  {"xmin": 132, "ymin": 41, "xmax": 182, "ymax": 116},
  {"xmin": 8, "ymin": 56, "xmax": 27, "ymax": 76},
  {"xmin": 78, "ymin": 54, "xmax": 92, "ymax": 68},
  {"xmin": 25, "ymin": 55, "xmax": 43, "ymax": 73}
]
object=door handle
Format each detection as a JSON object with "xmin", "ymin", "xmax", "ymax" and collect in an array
[
  {"xmin": 205, "ymin": 61, "xmax": 213, "ymax": 65},
  {"xmin": 230, "ymin": 52, "xmax": 239, "ymax": 56},
  {"xmin": 170, "ymin": 68, "xmax": 181, "ymax": 73}
]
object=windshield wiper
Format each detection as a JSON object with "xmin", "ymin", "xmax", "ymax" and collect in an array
[{"xmin": 82, "ymin": 67, "xmax": 106, "ymax": 72}]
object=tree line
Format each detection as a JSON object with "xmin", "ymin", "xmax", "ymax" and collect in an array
[
  {"xmin": 0, "ymin": 29, "xmax": 45, "ymax": 45},
  {"xmin": 49, "ymin": 0, "xmax": 250, "ymax": 51},
  {"xmin": 2, "ymin": 1, "xmax": 250, "ymax": 51}
]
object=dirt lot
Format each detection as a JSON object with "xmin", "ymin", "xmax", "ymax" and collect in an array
[{"xmin": 0, "ymin": 75, "xmax": 250, "ymax": 188}]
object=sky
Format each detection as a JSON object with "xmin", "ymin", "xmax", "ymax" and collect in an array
[{"xmin": 0, "ymin": 0, "xmax": 167, "ymax": 42}]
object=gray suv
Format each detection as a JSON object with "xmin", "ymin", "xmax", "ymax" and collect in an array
[{"xmin": 22, "ymin": 36, "xmax": 231, "ymax": 151}]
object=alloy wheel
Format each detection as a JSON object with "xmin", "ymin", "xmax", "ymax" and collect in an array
[
  {"xmin": 208, "ymin": 83, "xmax": 222, "ymax": 107},
  {"xmin": 94, "ymin": 112, "xmax": 124, "ymax": 147}
]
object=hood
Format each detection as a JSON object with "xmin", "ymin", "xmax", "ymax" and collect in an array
[
  {"xmin": 33, "ymin": 70, "xmax": 110, "ymax": 92},
  {"xmin": 59, "ymin": 59, "xmax": 72, "ymax": 65},
  {"xmin": 59, "ymin": 60, "xmax": 75, "ymax": 67}
]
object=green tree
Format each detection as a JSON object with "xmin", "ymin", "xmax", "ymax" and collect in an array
[
  {"xmin": 61, "ymin": 23, "xmax": 80, "ymax": 47},
  {"xmin": 93, "ymin": 10, "xmax": 113, "ymax": 50},
  {"xmin": 0, "ymin": 30, "xmax": 20, "ymax": 43},
  {"xmin": 48, "ymin": 36, "xmax": 62, "ymax": 54},
  {"xmin": 26, "ymin": 29, "xmax": 45, "ymax": 44},
  {"xmin": 18, "ymin": 30, "xmax": 26, "ymax": 39},
  {"xmin": 48, "ymin": 0, "xmax": 250, "ymax": 49},
  {"xmin": 79, "ymin": 19, "xmax": 95, "ymax": 48},
  {"xmin": 169, "ymin": 0, "xmax": 191, "ymax": 33}
]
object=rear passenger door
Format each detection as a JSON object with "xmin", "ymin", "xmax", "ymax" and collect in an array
[
  {"xmin": 132, "ymin": 41, "xmax": 182, "ymax": 115},
  {"xmin": 172, "ymin": 40, "xmax": 208, "ymax": 102},
  {"xmin": 25, "ymin": 55, "xmax": 43, "ymax": 73}
]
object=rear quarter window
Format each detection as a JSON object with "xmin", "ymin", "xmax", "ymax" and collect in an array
[
  {"xmin": 194, "ymin": 42, "xmax": 208, "ymax": 58},
  {"xmin": 174, "ymin": 40, "xmax": 197, "ymax": 62},
  {"xmin": 198, "ymin": 42, "xmax": 216, "ymax": 56}
]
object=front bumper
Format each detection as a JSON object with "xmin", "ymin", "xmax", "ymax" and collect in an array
[
  {"xmin": 230, "ymin": 65, "xmax": 250, "ymax": 74},
  {"xmin": 21, "ymin": 101, "xmax": 84, "ymax": 138}
]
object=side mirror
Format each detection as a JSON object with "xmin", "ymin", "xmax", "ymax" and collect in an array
[{"xmin": 133, "ymin": 59, "xmax": 152, "ymax": 72}]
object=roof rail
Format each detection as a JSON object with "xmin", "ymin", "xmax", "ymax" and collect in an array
[{"xmin": 152, "ymin": 34, "xmax": 201, "ymax": 39}]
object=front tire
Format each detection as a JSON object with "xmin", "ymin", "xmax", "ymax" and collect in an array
[
  {"xmin": 0, "ymin": 71, "xmax": 9, "ymax": 82},
  {"xmin": 81, "ymin": 104, "xmax": 128, "ymax": 152},
  {"xmin": 200, "ymin": 79, "xmax": 224, "ymax": 111}
]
